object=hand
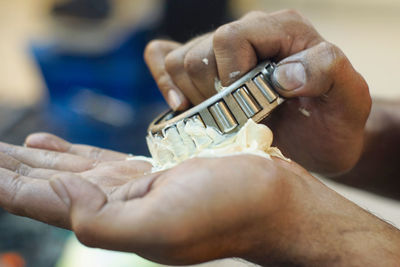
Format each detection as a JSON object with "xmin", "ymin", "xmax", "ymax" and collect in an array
[
  {"xmin": 0, "ymin": 133, "xmax": 152, "ymax": 228},
  {"xmin": 144, "ymin": 10, "xmax": 371, "ymax": 175},
  {"xmin": 1, "ymin": 134, "xmax": 399, "ymax": 266}
]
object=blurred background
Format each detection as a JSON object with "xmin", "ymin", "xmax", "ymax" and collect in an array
[{"xmin": 0, "ymin": 0, "xmax": 400, "ymax": 266}]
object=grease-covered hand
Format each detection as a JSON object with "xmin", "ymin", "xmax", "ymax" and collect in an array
[{"xmin": 144, "ymin": 10, "xmax": 371, "ymax": 175}]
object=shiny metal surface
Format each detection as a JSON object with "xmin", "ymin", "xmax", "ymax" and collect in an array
[
  {"xmin": 233, "ymin": 86, "xmax": 261, "ymax": 118},
  {"xmin": 252, "ymin": 74, "xmax": 277, "ymax": 103},
  {"xmin": 209, "ymin": 101, "xmax": 238, "ymax": 133},
  {"xmin": 148, "ymin": 61, "xmax": 284, "ymax": 135}
]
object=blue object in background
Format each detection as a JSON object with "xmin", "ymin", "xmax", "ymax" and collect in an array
[{"xmin": 31, "ymin": 29, "xmax": 167, "ymax": 155}]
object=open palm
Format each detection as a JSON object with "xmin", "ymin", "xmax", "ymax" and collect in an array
[
  {"xmin": 0, "ymin": 134, "xmax": 152, "ymax": 228},
  {"xmin": 0, "ymin": 133, "xmax": 295, "ymax": 264},
  {"xmin": 0, "ymin": 133, "xmax": 389, "ymax": 266}
]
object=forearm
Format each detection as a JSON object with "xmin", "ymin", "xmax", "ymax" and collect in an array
[
  {"xmin": 242, "ymin": 170, "xmax": 400, "ymax": 266},
  {"xmin": 270, "ymin": 214, "xmax": 400, "ymax": 267},
  {"xmin": 334, "ymin": 98, "xmax": 400, "ymax": 199},
  {"xmin": 251, "ymin": 220, "xmax": 400, "ymax": 267}
]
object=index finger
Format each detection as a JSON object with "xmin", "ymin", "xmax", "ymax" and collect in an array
[
  {"xmin": 144, "ymin": 40, "xmax": 190, "ymax": 111},
  {"xmin": 0, "ymin": 142, "xmax": 95, "ymax": 172},
  {"xmin": 25, "ymin": 133, "xmax": 129, "ymax": 161}
]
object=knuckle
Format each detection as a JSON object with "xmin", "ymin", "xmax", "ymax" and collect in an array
[
  {"xmin": 242, "ymin": 10, "xmax": 266, "ymax": 20},
  {"xmin": 165, "ymin": 51, "xmax": 184, "ymax": 75},
  {"xmin": 183, "ymin": 51, "xmax": 204, "ymax": 76},
  {"xmin": 282, "ymin": 8, "xmax": 303, "ymax": 18},
  {"xmin": 157, "ymin": 74, "xmax": 174, "ymax": 92},
  {"xmin": 213, "ymin": 22, "xmax": 242, "ymax": 48},
  {"xmin": 323, "ymin": 42, "xmax": 344, "ymax": 59},
  {"xmin": 272, "ymin": 9, "xmax": 315, "ymax": 34},
  {"xmin": 144, "ymin": 40, "xmax": 162, "ymax": 60},
  {"xmin": 319, "ymin": 41, "xmax": 348, "ymax": 73}
]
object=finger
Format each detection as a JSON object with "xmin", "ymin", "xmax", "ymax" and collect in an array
[
  {"xmin": 0, "ymin": 151, "xmax": 73, "ymax": 180},
  {"xmin": 212, "ymin": 10, "xmax": 323, "ymax": 86},
  {"xmin": 107, "ymin": 171, "xmax": 163, "ymax": 201},
  {"xmin": 51, "ymin": 174, "xmax": 155, "ymax": 251},
  {"xmin": 25, "ymin": 133, "xmax": 128, "ymax": 161},
  {"xmin": 144, "ymin": 40, "xmax": 190, "ymax": 111},
  {"xmin": 164, "ymin": 35, "xmax": 210, "ymax": 106},
  {"xmin": 0, "ymin": 146, "xmax": 149, "ymax": 187},
  {"xmin": 81, "ymin": 161, "xmax": 154, "ymax": 190},
  {"xmin": 0, "ymin": 167, "xmax": 69, "ymax": 228},
  {"xmin": 0, "ymin": 142, "xmax": 95, "ymax": 172},
  {"xmin": 0, "ymin": 151, "xmax": 31, "ymax": 176},
  {"xmin": 271, "ymin": 41, "xmax": 370, "ymax": 114},
  {"xmin": 183, "ymin": 35, "xmax": 219, "ymax": 99}
]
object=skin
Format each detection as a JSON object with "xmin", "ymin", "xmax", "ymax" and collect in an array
[
  {"xmin": 144, "ymin": 10, "xmax": 371, "ymax": 175},
  {"xmin": 335, "ymin": 99, "xmax": 400, "ymax": 199},
  {"xmin": 0, "ymin": 134, "xmax": 399, "ymax": 266},
  {"xmin": 0, "ymin": 9, "xmax": 398, "ymax": 267}
]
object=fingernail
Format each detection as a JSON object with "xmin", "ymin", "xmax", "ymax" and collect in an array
[
  {"xmin": 273, "ymin": 62, "xmax": 306, "ymax": 91},
  {"xmin": 50, "ymin": 178, "xmax": 71, "ymax": 207},
  {"xmin": 168, "ymin": 90, "xmax": 182, "ymax": 110}
]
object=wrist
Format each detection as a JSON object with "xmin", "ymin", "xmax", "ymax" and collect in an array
[
  {"xmin": 237, "ymin": 159, "xmax": 310, "ymax": 265},
  {"xmin": 240, "ymin": 162, "xmax": 400, "ymax": 266}
]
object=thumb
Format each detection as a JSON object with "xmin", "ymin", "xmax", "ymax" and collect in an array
[
  {"xmin": 50, "ymin": 174, "xmax": 108, "ymax": 245},
  {"xmin": 50, "ymin": 174, "xmax": 106, "ymax": 214},
  {"xmin": 272, "ymin": 41, "xmax": 368, "ymax": 102},
  {"xmin": 50, "ymin": 174, "xmax": 150, "ymax": 251}
]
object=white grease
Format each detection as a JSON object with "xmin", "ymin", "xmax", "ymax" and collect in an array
[
  {"xmin": 214, "ymin": 77, "xmax": 225, "ymax": 92},
  {"xmin": 299, "ymin": 107, "xmax": 311, "ymax": 117},
  {"xmin": 229, "ymin": 71, "xmax": 241, "ymax": 79},
  {"xmin": 130, "ymin": 119, "xmax": 289, "ymax": 172}
]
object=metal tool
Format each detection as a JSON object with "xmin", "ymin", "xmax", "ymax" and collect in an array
[{"xmin": 148, "ymin": 60, "xmax": 284, "ymax": 138}]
